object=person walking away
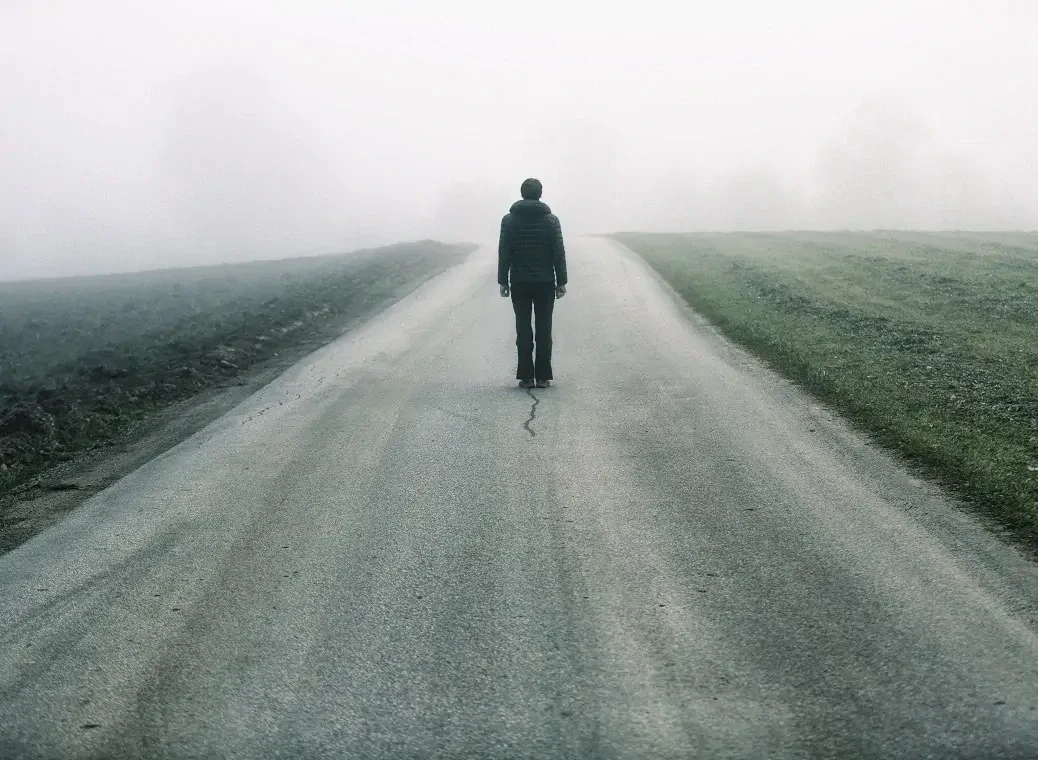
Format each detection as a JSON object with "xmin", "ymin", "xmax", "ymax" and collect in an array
[{"xmin": 498, "ymin": 178, "xmax": 568, "ymax": 388}]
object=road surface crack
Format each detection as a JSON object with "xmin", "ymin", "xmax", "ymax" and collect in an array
[{"xmin": 523, "ymin": 389, "xmax": 539, "ymax": 437}]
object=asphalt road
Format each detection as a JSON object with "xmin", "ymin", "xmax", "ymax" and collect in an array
[{"xmin": 2, "ymin": 238, "xmax": 1037, "ymax": 759}]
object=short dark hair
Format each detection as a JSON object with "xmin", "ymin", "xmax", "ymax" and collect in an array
[{"xmin": 520, "ymin": 178, "xmax": 543, "ymax": 200}]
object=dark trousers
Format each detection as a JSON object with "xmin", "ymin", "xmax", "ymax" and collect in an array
[{"xmin": 510, "ymin": 282, "xmax": 555, "ymax": 381}]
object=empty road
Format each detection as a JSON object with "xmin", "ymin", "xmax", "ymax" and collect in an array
[{"xmin": 2, "ymin": 238, "xmax": 1037, "ymax": 758}]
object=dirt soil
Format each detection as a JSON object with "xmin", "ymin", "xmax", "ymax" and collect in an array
[{"xmin": 0, "ymin": 241, "xmax": 474, "ymax": 553}]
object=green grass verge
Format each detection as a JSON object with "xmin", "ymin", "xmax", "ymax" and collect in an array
[{"xmin": 613, "ymin": 231, "xmax": 1038, "ymax": 547}]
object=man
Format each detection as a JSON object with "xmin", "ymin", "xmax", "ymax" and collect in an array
[{"xmin": 498, "ymin": 178, "xmax": 568, "ymax": 389}]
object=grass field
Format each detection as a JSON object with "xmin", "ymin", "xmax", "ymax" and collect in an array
[
  {"xmin": 0, "ymin": 241, "xmax": 472, "ymax": 501},
  {"xmin": 613, "ymin": 231, "xmax": 1038, "ymax": 547}
]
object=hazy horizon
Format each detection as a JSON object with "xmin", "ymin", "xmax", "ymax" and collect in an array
[{"xmin": 3, "ymin": 1, "xmax": 1037, "ymax": 280}]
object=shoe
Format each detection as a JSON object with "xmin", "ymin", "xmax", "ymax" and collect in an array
[
  {"xmin": 518, "ymin": 379, "xmax": 535, "ymax": 388},
  {"xmin": 535, "ymin": 379, "xmax": 551, "ymax": 388}
]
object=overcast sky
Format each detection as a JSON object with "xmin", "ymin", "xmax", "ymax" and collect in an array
[{"xmin": 2, "ymin": 0, "xmax": 1037, "ymax": 279}]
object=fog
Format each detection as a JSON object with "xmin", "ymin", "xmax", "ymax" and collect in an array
[{"xmin": 2, "ymin": 0, "xmax": 1037, "ymax": 280}]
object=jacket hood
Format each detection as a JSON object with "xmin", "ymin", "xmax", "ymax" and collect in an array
[{"xmin": 509, "ymin": 199, "xmax": 551, "ymax": 216}]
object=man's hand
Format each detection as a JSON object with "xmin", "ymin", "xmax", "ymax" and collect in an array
[
  {"xmin": 500, "ymin": 285, "xmax": 510, "ymax": 298},
  {"xmin": 555, "ymin": 285, "xmax": 567, "ymax": 299}
]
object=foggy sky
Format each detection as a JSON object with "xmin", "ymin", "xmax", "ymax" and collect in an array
[{"xmin": 2, "ymin": 0, "xmax": 1037, "ymax": 280}]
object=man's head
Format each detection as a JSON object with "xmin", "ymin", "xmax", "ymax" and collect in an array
[{"xmin": 520, "ymin": 178, "xmax": 543, "ymax": 201}]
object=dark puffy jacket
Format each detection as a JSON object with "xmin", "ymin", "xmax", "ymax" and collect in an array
[{"xmin": 498, "ymin": 200, "xmax": 568, "ymax": 287}]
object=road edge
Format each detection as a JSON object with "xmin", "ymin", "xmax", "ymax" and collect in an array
[
  {"xmin": 600, "ymin": 234, "xmax": 1038, "ymax": 566},
  {"xmin": 0, "ymin": 254, "xmax": 471, "ymax": 555}
]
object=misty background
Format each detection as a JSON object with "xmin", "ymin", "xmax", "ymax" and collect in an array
[{"xmin": 2, "ymin": 0, "xmax": 1036, "ymax": 280}]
